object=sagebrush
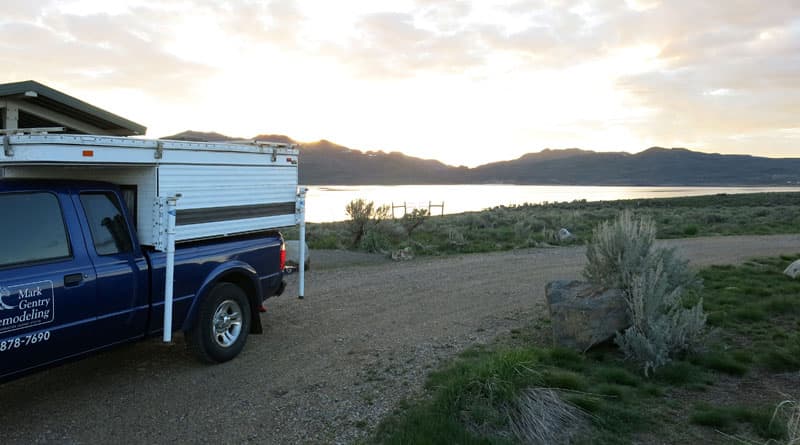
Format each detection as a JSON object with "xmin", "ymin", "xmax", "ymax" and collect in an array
[
  {"xmin": 584, "ymin": 210, "xmax": 657, "ymax": 289},
  {"xmin": 344, "ymin": 199, "xmax": 389, "ymax": 248},
  {"xmin": 585, "ymin": 210, "xmax": 706, "ymax": 375}
]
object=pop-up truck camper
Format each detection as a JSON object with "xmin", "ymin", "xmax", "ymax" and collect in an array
[{"xmin": 0, "ymin": 81, "xmax": 307, "ymax": 381}]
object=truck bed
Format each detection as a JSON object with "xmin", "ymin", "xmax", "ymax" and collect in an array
[{"xmin": 145, "ymin": 232, "xmax": 285, "ymax": 335}]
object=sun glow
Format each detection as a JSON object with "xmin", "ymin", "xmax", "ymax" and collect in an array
[{"xmin": 5, "ymin": 0, "xmax": 797, "ymax": 165}]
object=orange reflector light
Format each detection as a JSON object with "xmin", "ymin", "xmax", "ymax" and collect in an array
[{"xmin": 82, "ymin": 150, "xmax": 94, "ymax": 157}]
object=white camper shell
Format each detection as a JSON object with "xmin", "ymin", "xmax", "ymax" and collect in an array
[
  {"xmin": 1, "ymin": 134, "xmax": 301, "ymax": 250},
  {"xmin": 2, "ymin": 132, "xmax": 308, "ymax": 338}
]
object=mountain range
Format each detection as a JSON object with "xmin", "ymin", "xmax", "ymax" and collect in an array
[{"xmin": 163, "ymin": 131, "xmax": 800, "ymax": 186}]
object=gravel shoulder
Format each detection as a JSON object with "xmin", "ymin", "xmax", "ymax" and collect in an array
[{"xmin": 2, "ymin": 234, "xmax": 799, "ymax": 444}]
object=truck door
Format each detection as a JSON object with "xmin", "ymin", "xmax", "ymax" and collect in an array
[
  {"xmin": 0, "ymin": 191, "xmax": 98, "ymax": 380},
  {"xmin": 74, "ymin": 191, "xmax": 149, "ymax": 345}
]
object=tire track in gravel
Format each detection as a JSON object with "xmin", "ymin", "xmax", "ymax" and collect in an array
[{"xmin": 2, "ymin": 234, "xmax": 798, "ymax": 444}]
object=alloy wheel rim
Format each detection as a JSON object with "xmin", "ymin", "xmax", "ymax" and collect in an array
[{"xmin": 212, "ymin": 299, "xmax": 243, "ymax": 347}]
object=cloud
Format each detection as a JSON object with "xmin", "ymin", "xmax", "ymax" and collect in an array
[
  {"xmin": 321, "ymin": 12, "xmax": 487, "ymax": 77},
  {"xmin": 313, "ymin": 1, "xmax": 633, "ymax": 77},
  {"xmin": 0, "ymin": 5, "xmax": 217, "ymax": 99},
  {"xmin": 609, "ymin": 2, "xmax": 800, "ymax": 153},
  {"xmin": 1, "ymin": 0, "xmax": 797, "ymax": 159},
  {"xmin": 205, "ymin": 0, "xmax": 306, "ymax": 47},
  {"xmin": 0, "ymin": 0, "xmax": 56, "ymax": 20}
]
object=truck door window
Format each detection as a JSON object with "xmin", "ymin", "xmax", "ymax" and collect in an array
[
  {"xmin": 79, "ymin": 192, "xmax": 133, "ymax": 255},
  {"xmin": 0, "ymin": 192, "xmax": 71, "ymax": 267}
]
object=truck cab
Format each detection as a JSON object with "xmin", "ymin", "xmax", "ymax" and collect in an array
[{"xmin": 0, "ymin": 179, "xmax": 287, "ymax": 381}]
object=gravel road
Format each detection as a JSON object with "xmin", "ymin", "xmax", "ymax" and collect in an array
[{"xmin": 2, "ymin": 234, "xmax": 799, "ymax": 444}]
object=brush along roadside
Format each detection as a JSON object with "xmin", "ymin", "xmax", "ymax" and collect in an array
[
  {"xmin": 368, "ymin": 253, "xmax": 800, "ymax": 444},
  {"xmin": 291, "ymin": 192, "xmax": 800, "ymax": 257}
]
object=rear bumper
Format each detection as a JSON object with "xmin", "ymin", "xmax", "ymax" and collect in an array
[{"xmin": 273, "ymin": 279, "xmax": 286, "ymax": 297}]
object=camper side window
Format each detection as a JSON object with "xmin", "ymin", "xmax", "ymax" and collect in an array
[{"xmin": 79, "ymin": 192, "xmax": 134, "ymax": 256}]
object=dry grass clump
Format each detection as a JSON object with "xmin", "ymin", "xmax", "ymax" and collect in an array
[
  {"xmin": 715, "ymin": 396, "xmax": 800, "ymax": 444},
  {"xmin": 773, "ymin": 397, "xmax": 800, "ymax": 445},
  {"xmin": 506, "ymin": 387, "xmax": 590, "ymax": 444}
]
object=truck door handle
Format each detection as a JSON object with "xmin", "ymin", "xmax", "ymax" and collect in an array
[{"xmin": 64, "ymin": 273, "xmax": 84, "ymax": 287}]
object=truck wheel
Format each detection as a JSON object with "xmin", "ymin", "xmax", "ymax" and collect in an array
[{"xmin": 187, "ymin": 282, "xmax": 251, "ymax": 363}]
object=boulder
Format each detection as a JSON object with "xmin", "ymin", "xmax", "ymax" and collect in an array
[
  {"xmin": 784, "ymin": 259, "xmax": 800, "ymax": 279},
  {"xmin": 391, "ymin": 247, "xmax": 414, "ymax": 261},
  {"xmin": 557, "ymin": 228, "xmax": 575, "ymax": 241},
  {"xmin": 545, "ymin": 280, "xmax": 629, "ymax": 351},
  {"xmin": 285, "ymin": 240, "xmax": 310, "ymax": 270}
]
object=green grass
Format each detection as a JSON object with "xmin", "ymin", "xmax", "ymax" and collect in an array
[
  {"xmin": 595, "ymin": 367, "xmax": 641, "ymax": 387},
  {"xmin": 371, "ymin": 345, "xmax": 653, "ymax": 445},
  {"xmin": 693, "ymin": 255, "xmax": 800, "ymax": 373},
  {"xmin": 295, "ymin": 192, "xmax": 800, "ymax": 255},
  {"xmin": 652, "ymin": 361, "xmax": 712, "ymax": 386},
  {"xmin": 760, "ymin": 343, "xmax": 800, "ymax": 372},
  {"xmin": 690, "ymin": 351, "xmax": 750, "ymax": 376},
  {"xmin": 368, "ymin": 255, "xmax": 800, "ymax": 444},
  {"xmin": 690, "ymin": 404, "xmax": 785, "ymax": 440}
]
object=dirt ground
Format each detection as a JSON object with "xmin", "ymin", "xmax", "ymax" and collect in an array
[{"xmin": 2, "ymin": 234, "xmax": 799, "ymax": 444}]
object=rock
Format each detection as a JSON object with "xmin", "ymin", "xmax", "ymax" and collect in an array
[
  {"xmin": 391, "ymin": 247, "xmax": 414, "ymax": 261},
  {"xmin": 557, "ymin": 228, "xmax": 574, "ymax": 241},
  {"xmin": 285, "ymin": 240, "xmax": 310, "ymax": 270},
  {"xmin": 784, "ymin": 259, "xmax": 800, "ymax": 279},
  {"xmin": 545, "ymin": 280, "xmax": 629, "ymax": 351}
]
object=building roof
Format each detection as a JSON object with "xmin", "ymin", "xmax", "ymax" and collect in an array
[{"xmin": 0, "ymin": 80, "xmax": 146, "ymax": 136}]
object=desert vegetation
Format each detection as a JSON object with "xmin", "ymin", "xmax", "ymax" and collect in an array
[
  {"xmin": 289, "ymin": 192, "xmax": 800, "ymax": 256},
  {"xmin": 344, "ymin": 198, "xmax": 390, "ymax": 248},
  {"xmin": 584, "ymin": 211, "xmax": 706, "ymax": 375},
  {"xmin": 367, "ymin": 212, "xmax": 800, "ymax": 444}
]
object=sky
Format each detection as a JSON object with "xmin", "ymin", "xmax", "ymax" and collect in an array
[{"xmin": 2, "ymin": 0, "xmax": 799, "ymax": 167}]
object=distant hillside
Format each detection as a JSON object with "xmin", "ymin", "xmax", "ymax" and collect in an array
[
  {"xmin": 300, "ymin": 139, "xmax": 469, "ymax": 184},
  {"xmin": 470, "ymin": 147, "xmax": 800, "ymax": 185},
  {"xmin": 163, "ymin": 131, "xmax": 469, "ymax": 184},
  {"xmin": 162, "ymin": 130, "xmax": 238, "ymax": 142},
  {"xmin": 162, "ymin": 131, "xmax": 800, "ymax": 186}
]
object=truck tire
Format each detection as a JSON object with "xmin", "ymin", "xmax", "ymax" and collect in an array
[{"xmin": 187, "ymin": 282, "xmax": 251, "ymax": 363}]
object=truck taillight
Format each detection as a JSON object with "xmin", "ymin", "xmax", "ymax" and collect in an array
[{"xmin": 280, "ymin": 240, "xmax": 286, "ymax": 271}]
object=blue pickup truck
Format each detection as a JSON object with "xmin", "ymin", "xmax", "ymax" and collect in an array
[{"xmin": 0, "ymin": 178, "xmax": 286, "ymax": 382}]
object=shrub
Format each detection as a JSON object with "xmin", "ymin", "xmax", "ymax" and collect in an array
[
  {"xmin": 584, "ymin": 210, "xmax": 657, "ymax": 289},
  {"xmin": 359, "ymin": 221, "xmax": 405, "ymax": 253},
  {"xmin": 345, "ymin": 199, "xmax": 389, "ymax": 247},
  {"xmin": 400, "ymin": 208, "xmax": 428, "ymax": 236},
  {"xmin": 585, "ymin": 210, "xmax": 706, "ymax": 375},
  {"xmin": 615, "ymin": 255, "xmax": 706, "ymax": 376}
]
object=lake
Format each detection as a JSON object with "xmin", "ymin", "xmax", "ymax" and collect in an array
[{"xmin": 303, "ymin": 185, "xmax": 800, "ymax": 223}]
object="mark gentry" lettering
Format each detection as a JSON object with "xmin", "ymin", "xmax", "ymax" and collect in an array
[{"xmin": 18, "ymin": 287, "xmax": 43, "ymax": 299}]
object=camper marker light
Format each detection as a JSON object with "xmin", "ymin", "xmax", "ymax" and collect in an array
[{"xmin": 82, "ymin": 150, "xmax": 94, "ymax": 157}]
